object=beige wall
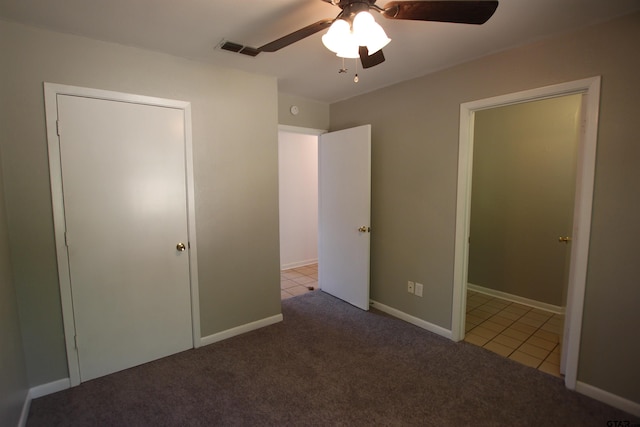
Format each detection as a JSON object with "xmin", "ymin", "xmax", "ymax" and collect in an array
[
  {"xmin": 0, "ymin": 149, "xmax": 29, "ymax": 427},
  {"xmin": 2, "ymin": 9, "xmax": 638, "ymax": 408},
  {"xmin": 330, "ymin": 12, "xmax": 640, "ymax": 403},
  {"xmin": 278, "ymin": 93, "xmax": 330, "ymax": 130},
  {"xmin": 0, "ymin": 20, "xmax": 282, "ymax": 387},
  {"xmin": 469, "ymin": 95, "xmax": 581, "ymax": 306}
]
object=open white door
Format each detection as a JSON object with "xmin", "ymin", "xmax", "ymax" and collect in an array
[{"xmin": 318, "ymin": 125, "xmax": 371, "ymax": 310}]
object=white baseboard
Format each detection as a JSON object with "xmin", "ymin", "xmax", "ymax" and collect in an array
[
  {"xmin": 281, "ymin": 259, "xmax": 318, "ymax": 270},
  {"xmin": 468, "ymin": 283, "xmax": 565, "ymax": 314},
  {"xmin": 576, "ymin": 381, "xmax": 640, "ymax": 417},
  {"xmin": 18, "ymin": 390, "xmax": 31, "ymax": 427},
  {"xmin": 370, "ymin": 300, "xmax": 452, "ymax": 340},
  {"xmin": 29, "ymin": 378, "xmax": 70, "ymax": 399},
  {"xmin": 200, "ymin": 313, "xmax": 284, "ymax": 347},
  {"xmin": 18, "ymin": 378, "xmax": 70, "ymax": 426}
]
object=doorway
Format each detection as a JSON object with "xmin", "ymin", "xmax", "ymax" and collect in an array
[
  {"xmin": 462, "ymin": 94, "xmax": 582, "ymax": 376},
  {"xmin": 278, "ymin": 127, "xmax": 323, "ymax": 300},
  {"xmin": 452, "ymin": 77, "xmax": 601, "ymax": 390},
  {"xmin": 45, "ymin": 83, "xmax": 200, "ymax": 386},
  {"xmin": 278, "ymin": 124, "xmax": 372, "ymax": 310}
]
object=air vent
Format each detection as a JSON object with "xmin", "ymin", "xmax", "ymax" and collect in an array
[
  {"xmin": 219, "ymin": 40, "xmax": 261, "ymax": 57},
  {"xmin": 220, "ymin": 41, "xmax": 243, "ymax": 53}
]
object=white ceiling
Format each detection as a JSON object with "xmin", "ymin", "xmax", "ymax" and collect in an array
[{"xmin": 1, "ymin": 0, "xmax": 638, "ymax": 103}]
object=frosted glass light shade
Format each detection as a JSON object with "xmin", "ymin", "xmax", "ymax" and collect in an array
[
  {"xmin": 353, "ymin": 11, "xmax": 390, "ymax": 54},
  {"xmin": 322, "ymin": 19, "xmax": 350, "ymax": 53},
  {"xmin": 353, "ymin": 11, "xmax": 376, "ymax": 41},
  {"xmin": 336, "ymin": 32, "xmax": 360, "ymax": 58}
]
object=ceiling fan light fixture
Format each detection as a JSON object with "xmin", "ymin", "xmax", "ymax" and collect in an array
[
  {"xmin": 321, "ymin": 19, "xmax": 351, "ymax": 53},
  {"xmin": 353, "ymin": 11, "xmax": 391, "ymax": 54},
  {"xmin": 322, "ymin": 10, "xmax": 391, "ymax": 59}
]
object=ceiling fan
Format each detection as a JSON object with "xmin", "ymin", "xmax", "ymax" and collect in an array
[{"xmin": 220, "ymin": 0, "xmax": 499, "ymax": 70}]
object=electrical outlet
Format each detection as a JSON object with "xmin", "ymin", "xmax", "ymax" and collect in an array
[
  {"xmin": 415, "ymin": 282, "xmax": 424, "ymax": 297},
  {"xmin": 407, "ymin": 281, "xmax": 415, "ymax": 294}
]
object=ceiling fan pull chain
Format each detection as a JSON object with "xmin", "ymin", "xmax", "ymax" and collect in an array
[
  {"xmin": 339, "ymin": 57, "xmax": 348, "ymax": 74},
  {"xmin": 354, "ymin": 58, "xmax": 359, "ymax": 83}
]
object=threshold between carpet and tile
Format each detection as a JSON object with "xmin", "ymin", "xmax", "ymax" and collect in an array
[{"xmin": 282, "ymin": 265, "xmax": 564, "ymax": 378}]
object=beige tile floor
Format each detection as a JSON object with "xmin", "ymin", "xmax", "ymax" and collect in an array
[
  {"xmin": 281, "ymin": 263, "xmax": 318, "ymax": 300},
  {"xmin": 464, "ymin": 290, "xmax": 564, "ymax": 377}
]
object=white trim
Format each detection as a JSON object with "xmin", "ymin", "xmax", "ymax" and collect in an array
[
  {"xmin": 562, "ymin": 77, "xmax": 601, "ymax": 389},
  {"xmin": 451, "ymin": 92, "xmax": 477, "ymax": 344},
  {"xmin": 451, "ymin": 77, "xmax": 601, "ymax": 392},
  {"xmin": 183, "ymin": 103, "xmax": 201, "ymax": 349},
  {"xmin": 467, "ymin": 283, "xmax": 565, "ymax": 314},
  {"xmin": 370, "ymin": 300, "xmax": 452, "ymax": 339},
  {"xmin": 18, "ymin": 378, "xmax": 71, "ymax": 426},
  {"xmin": 576, "ymin": 381, "xmax": 640, "ymax": 417},
  {"xmin": 281, "ymin": 258, "xmax": 318, "ymax": 270},
  {"xmin": 278, "ymin": 125, "xmax": 328, "ymax": 135},
  {"xmin": 43, "ymin": 82, "xmax": 201, "ymax": 386},
  {"xmin": 200, "ymin": 314, "xmax": 284, "ymax": 347},
  {"xmin": 18, "ymin": 390, "xmax": 31, "ymax": 427},
  {"xmin": 29, "ymin": 378, "xmax": 71, "ymax": 399}
]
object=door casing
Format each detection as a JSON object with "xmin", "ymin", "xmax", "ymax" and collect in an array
[
  {"xmin": 44, "ymin": 83, "xmax": 201, "ymax": 387},
  {"xmin": 451, "ymin": 76, "xmax": 601, "ymax": 390},
  {"xmin": 276, "ymin": 124, "xmax": 372, "ymax": 310}
]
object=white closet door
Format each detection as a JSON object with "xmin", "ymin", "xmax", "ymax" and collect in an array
[{"xmin": 58, "ymin": 94, "xmax": 193, "ymax": 381}]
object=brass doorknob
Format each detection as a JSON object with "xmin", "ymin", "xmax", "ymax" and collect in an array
[
  {"xmin": 358, "ymin": 226, "xmax": 371, "ymax": 233},
  {"xmin": 558, "ymin": 236, "xmax": 571, "ymax": 244},
  {"xmin": 176, "ymin": 242, "xmax": 186, "ymax": 251}
]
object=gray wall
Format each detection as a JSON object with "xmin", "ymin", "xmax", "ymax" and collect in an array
[
  {"xmin": 278, "ymin": 93, "xmax": 330, "ymax": 130},
  {"xmin": 469, "ymin": 95, "xmax": 581, "ymax": 306},
  {"xmin": 330, "ymin": 12, "xmax": 640, "ymax": 403},
  {"xmin": 0, "ymin": 20, "xmax": 282, "ymax": 387},
  {"xmin": 0, "ymin": 149, "xmax": 29, "ymax": 427}
]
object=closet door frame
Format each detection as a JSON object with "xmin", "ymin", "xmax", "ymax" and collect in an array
[{"xmin": 44, "ymin": 82, "xmax": 201, "ymax": 386}]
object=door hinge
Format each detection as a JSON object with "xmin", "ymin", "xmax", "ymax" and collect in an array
[
  {"xmin": 64, "ymin": 231, "xmax": 69, "ymax": 247},
  {"xmin": 56, "ymin": 120, "xmax": 61, "ymax": 136},
  {"xmin": 74, "ymin": 335, "xmax": 78, "ymax": 349}
]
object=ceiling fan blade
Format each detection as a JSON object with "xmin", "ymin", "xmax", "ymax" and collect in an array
[
  {"xmin": 259, "ymin": 19, "xmax": 334, "ymax": 52},
  {"xmin": 382, "ymin": 1, "xmax": 498, "ymax": 25},
  {"xmin": 359, "ymin": 46, "xmax": 386, "ymax": 69}
]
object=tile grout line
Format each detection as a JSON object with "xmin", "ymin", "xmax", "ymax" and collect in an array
[
  {"xmin": 465, "ymin": 294, "xmax": 563, "ymax": 373},
  {"xmin": 281, "ymin": 264, "xmax": 319, "ymax": 299}
]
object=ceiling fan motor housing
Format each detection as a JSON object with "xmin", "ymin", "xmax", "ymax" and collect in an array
[{"xmin": 339, "ymin": 1, "xmax": 377, "ymax": 20}]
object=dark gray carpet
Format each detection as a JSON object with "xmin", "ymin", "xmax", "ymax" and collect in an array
[{"xmin": 28, "ymin": 291, "xmax": 636, "ymax": 426}]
